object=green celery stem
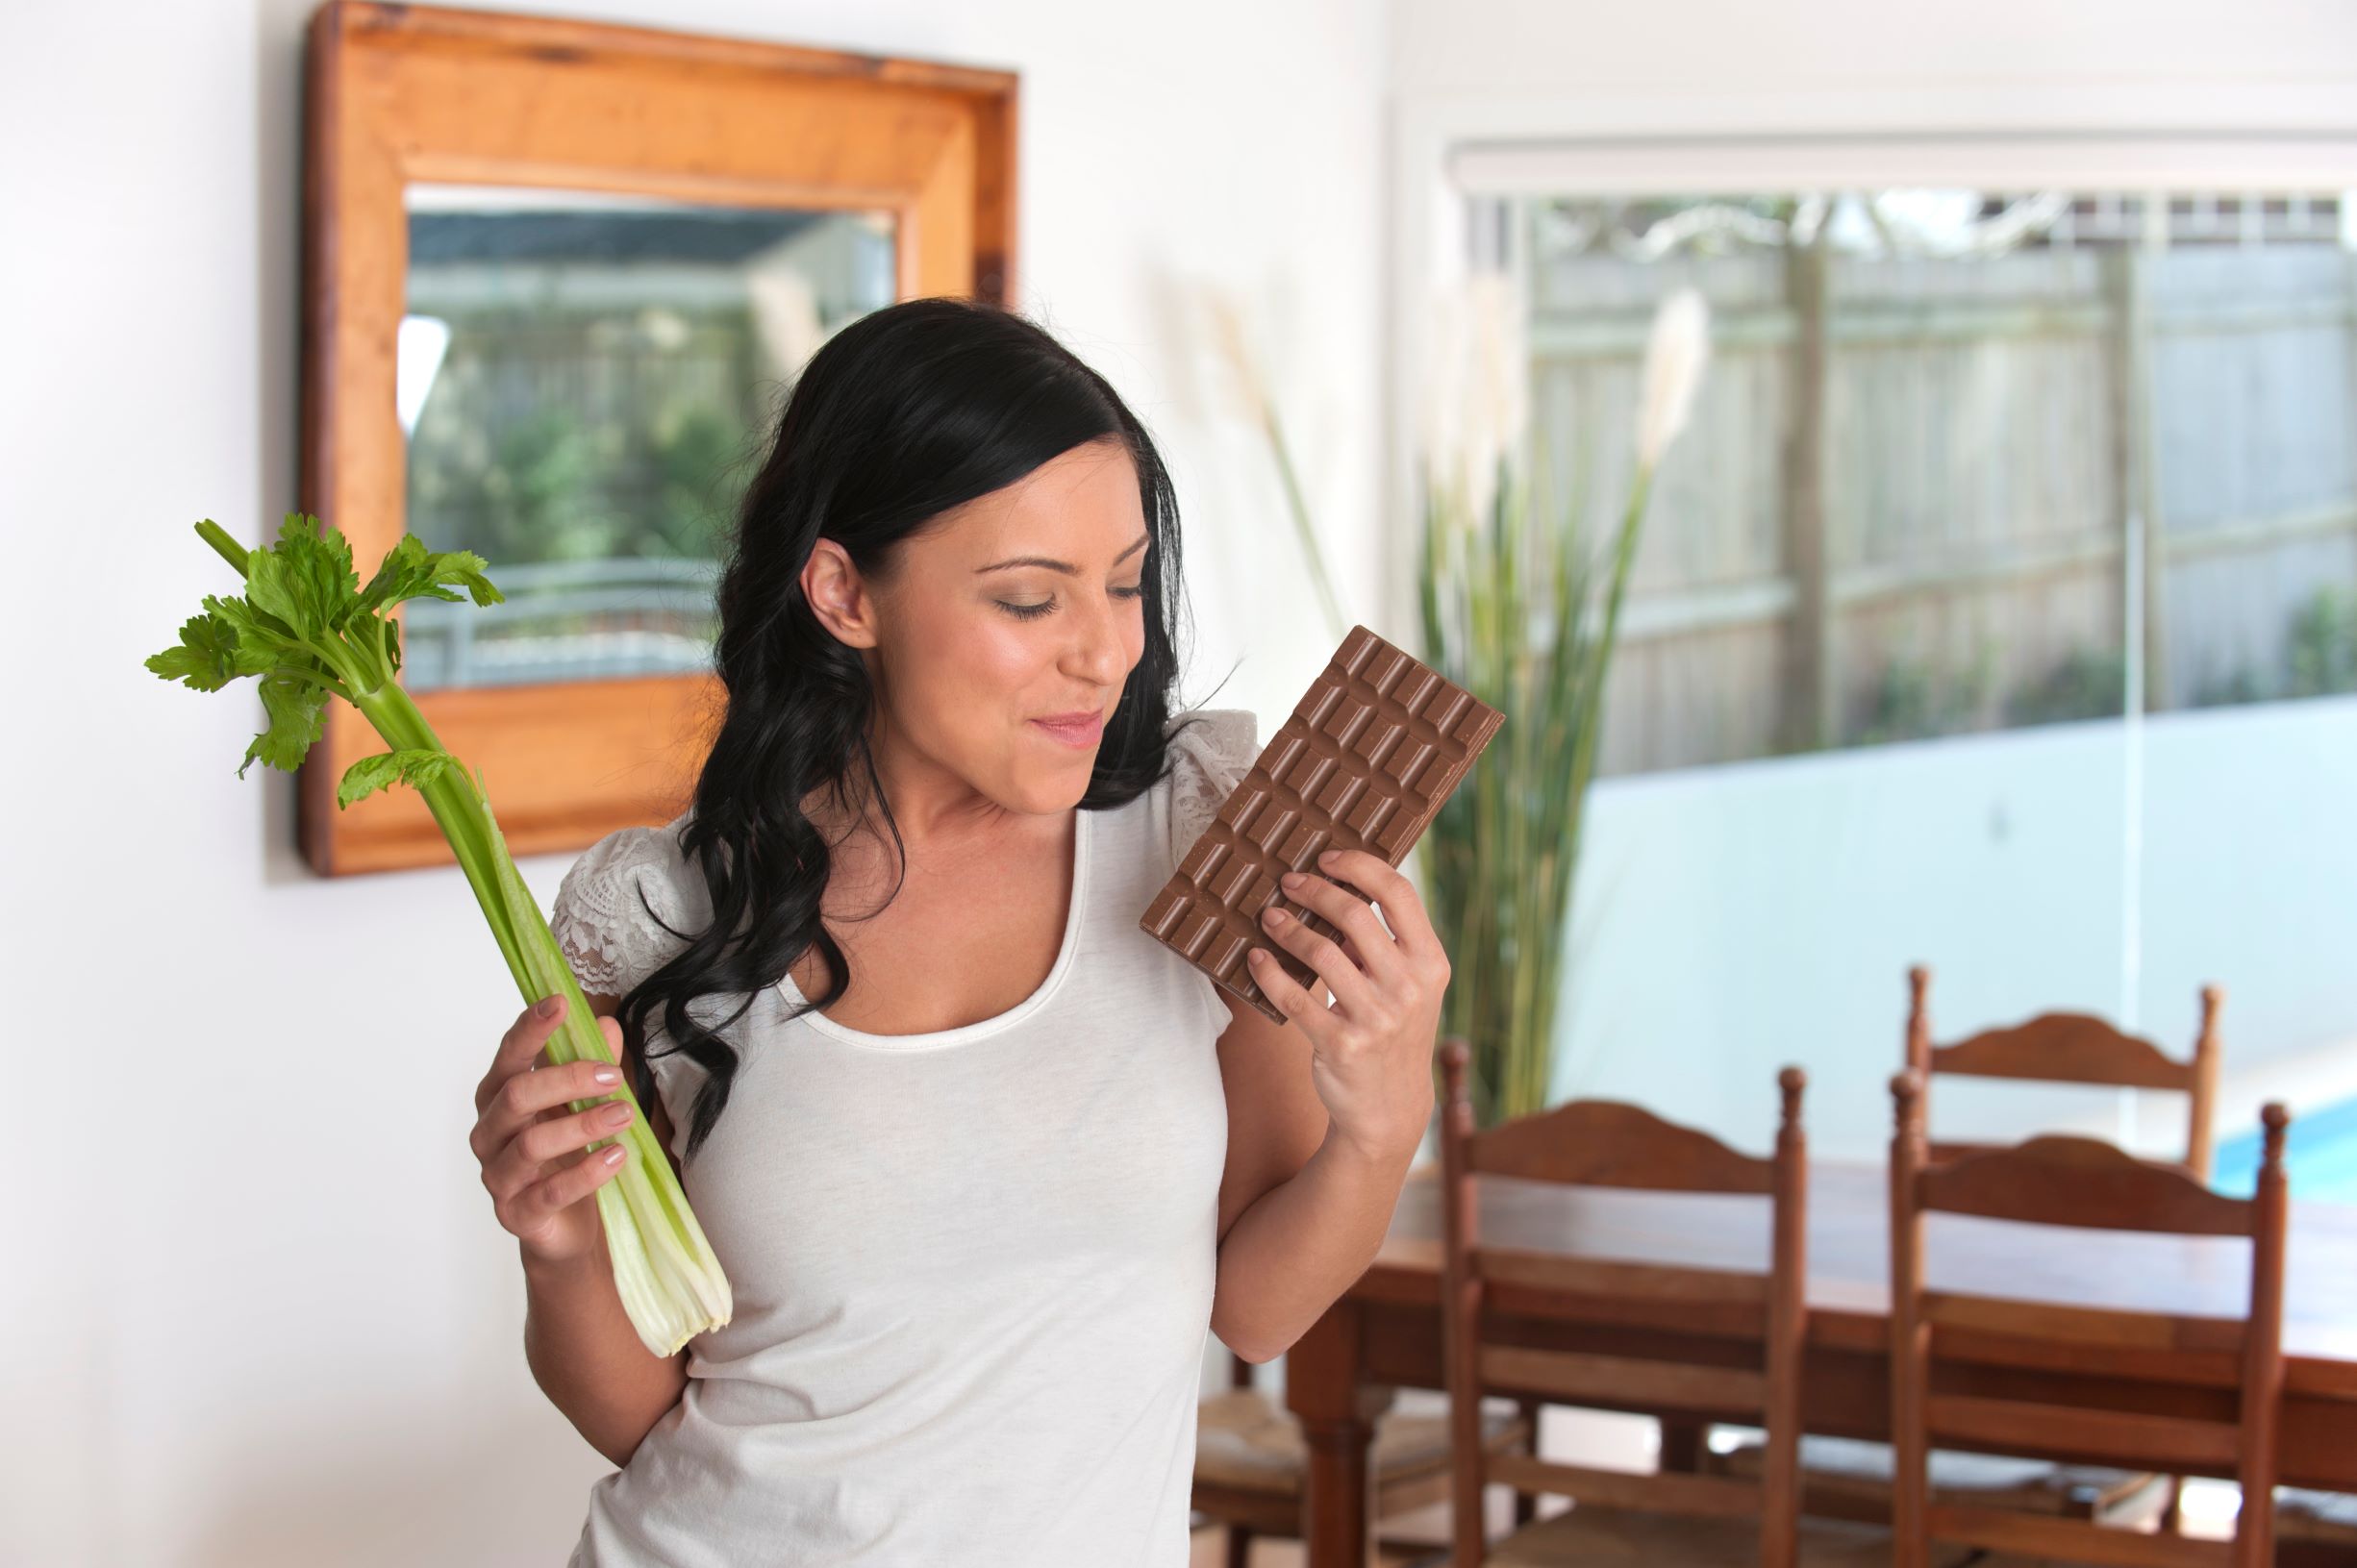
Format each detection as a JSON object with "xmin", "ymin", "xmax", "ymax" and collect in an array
[
  {"xmin": 195, "ymin": 519, "xmax": 251, "ymax": 576},
  {"xmin": 344, "ymin": 677, "xmax": 730, "ymax": 1355}
]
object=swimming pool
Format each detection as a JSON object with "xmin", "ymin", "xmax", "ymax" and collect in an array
[{"xmin": 2212, "ymin": 1093, "xmax": 2357, "ymax": 1205}]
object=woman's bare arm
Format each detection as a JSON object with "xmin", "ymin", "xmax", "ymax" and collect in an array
[{"xmin": 1205, "ymin": 986, "xmax": 1400, "ymax": 1364}]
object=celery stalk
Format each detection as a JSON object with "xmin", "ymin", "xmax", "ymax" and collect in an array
[{"xmin": 147, "ymin": 514, "xmax": 732, "ymax": 1357}]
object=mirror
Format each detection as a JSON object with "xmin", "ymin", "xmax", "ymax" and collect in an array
[
  {"xmin": 299, "ymin": 0, "xmax": 1016, "ymax": 873},
  {"xmin": 398, "ymin": 186, "xmax": 899, "ymax": 691}
]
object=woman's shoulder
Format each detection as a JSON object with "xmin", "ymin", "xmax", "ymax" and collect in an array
[
  {"xmin": 549, "ymin": 809, "xmax": 706, "ymax": 998},
  {"xmin": 1159, "ymin": 707, "xmax": 1259, "ymax": 865}
]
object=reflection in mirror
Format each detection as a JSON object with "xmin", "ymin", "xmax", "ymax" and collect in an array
[{"xmin": 398, "ymin": 185, "xmax": 897, "ymax": 690}]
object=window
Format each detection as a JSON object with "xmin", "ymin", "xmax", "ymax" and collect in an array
[{"xmin": 1485, "ymin": 188, "xmax": 2357, "ymax": 777}]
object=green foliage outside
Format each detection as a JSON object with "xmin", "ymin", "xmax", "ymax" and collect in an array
[
  {"xmin": 2191, "ymin": 583, "xmax": 2357, "ymax": 707},
  {"xmin": 2286, "ymin": 585, "xmax": 2357, "ymax": 698},
  {"xmin": 2006, "ymin": 646, "xmax": 2128, "ymax": 727},
  {"xmin": 1849, "ymin": 650, "xmax": 1994, "ymax": 746},
  {"xmin": 405, "ymin": 305, "xmax": 766, "ymax": 569}
]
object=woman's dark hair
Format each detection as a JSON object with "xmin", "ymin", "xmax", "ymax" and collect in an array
[{"xmin": 616, "ymin": 296, "xmax": 1204, "ymax": 1159}]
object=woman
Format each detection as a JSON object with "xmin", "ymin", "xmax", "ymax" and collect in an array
[{"xmin": 466, "ymin": 297, "xmax": 1451, "ymax": 1567}]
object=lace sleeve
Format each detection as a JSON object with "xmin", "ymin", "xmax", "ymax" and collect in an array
[
  {"xmin": 548, "ymin": 819, "xmax": 698, "ymax": 999},
  {"xmin": 1163, "ymin": 707, "xmax": 1260, "ymax": 865}
]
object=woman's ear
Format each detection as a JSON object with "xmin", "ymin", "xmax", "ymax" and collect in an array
[{"xmin": 802, "ymin": 537, "xmax": 880, "ymax": 648}]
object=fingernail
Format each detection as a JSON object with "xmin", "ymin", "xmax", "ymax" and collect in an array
[
  {"xmin": 603, "ymin": 1146, "xmax": 627, "ymax": 1165},
  {"xmin": 602, "ymin": 1103, "xmax": 634, "ymax": 1128},
  {"xmin": 1281, "ymin": 871, "xmax": 1304, "ymax": 888},
  {"xmin": 1263, "ymin": 906, "xmax": 1287, "ymax": 925},
  {"xmin": 1318, "ymin": 850, "xmax": 1339, "ymax": 866},
  {"xmin": 592, "ymin": 1066, "xmax": 619, "ymax": 1084},
  {"xmin": 538, "ymin": 996, "xmax": 562, "ymax": 1018}
]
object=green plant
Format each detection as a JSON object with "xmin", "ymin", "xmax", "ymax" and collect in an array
[
  {"xmin": 2286, "ymin": 584, "xmax": 2357, "ymax": 698},
  {"xmin": 1416, "ymin": 286, "xmax": 1711, "ymax": 1128},
  {"xmin": 1852, "ymin": 649, "xmax": 1993, "ymax": 746},
  {"xmin": 2190, "ymin": 665, "xmax": 2267, "ymax": 709},
  {"xmin": 642, "ymin": 406, "xmax": 753, "ymax": 560},
  {"xmin": 2187, "ymin": 583, "xmax": 2357, "ymax": 709},
  {"xmin": 411, "ymin": 403, "xmax": 604, "ymax": 565},
  {"xmin": 2006, "ymin": 646, "xmax": 2127, "ymax": 727},
  {"xmin": 143, "ymin": 514, "xmax": 732, "ymax": 1356}
]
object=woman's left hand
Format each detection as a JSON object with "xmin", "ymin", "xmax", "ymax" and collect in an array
[{"xmin": 1246, "ymin": 847, "xmax": 1451, "ymax": 1168}]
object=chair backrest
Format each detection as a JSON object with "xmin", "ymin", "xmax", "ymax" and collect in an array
[
  {"xmin": 1437, "ymin": 1039, "xmax": 1811, "ymax": 1568},
  {"xmin": 1887, "ymin": 1069, "xmax": 2289, "ymax": 1568},
  {"xmin": 1904, "ymin": 964, "xmax": 2223, "ymax": 1177}
]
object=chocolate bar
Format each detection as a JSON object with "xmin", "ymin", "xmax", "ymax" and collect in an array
[{"xmin": 1141, "ymin": 625, "xmax": 1505, "ymax": 1025}]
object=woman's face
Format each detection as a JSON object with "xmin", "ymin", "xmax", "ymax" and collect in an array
[{"xmin": 804, "ymin": 436, "xmax": 1152, "ymax": 818}]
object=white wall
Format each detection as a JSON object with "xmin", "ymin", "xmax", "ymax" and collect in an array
[
  {"xmin": 0, "ymin": 1, "xmax": 1386, "ymax": 1562},
  {"xmin": 1391, "ymin": 0, "xmax": 2357, "ymax": 96}
]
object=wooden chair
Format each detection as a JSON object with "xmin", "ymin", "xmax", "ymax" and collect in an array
[
  {"xmin": 1887, "ymin": 1070, "xmax": 2291, "ymax": 1568},
  {"xmin": 1712, "ymin": 970, "xmax": 2224, "ymax": 1531},
  {"xmin": 1437, "ymin": 1042, "xmax": 1952, "ymax": 1566},
  {"xmin": 1191, "ymin": 1319, "xmax": 1539, "ymax": 1564},
  {"xmin": 2274, "ymin": 1488, "xmax": 2357, "ymax": 1566},
  {"xmin": 1905, "ymin": 965, "xmax": 2223, "ymax": 1177},
  {"xmin": 1917, "ymin": 965, "xmax": 2225, "ymax": 1527}
]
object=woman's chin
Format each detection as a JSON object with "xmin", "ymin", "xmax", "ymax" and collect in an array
[{"xmin": 1005, "ymin": 755, "xmax": 1098, "ymax": 813}]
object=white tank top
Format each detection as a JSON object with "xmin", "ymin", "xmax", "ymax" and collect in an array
[{"xmin": 547, "ymin": 709, "xmax": 1259, "ymax": 1568}]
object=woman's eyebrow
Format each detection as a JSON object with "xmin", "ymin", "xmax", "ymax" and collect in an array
[{"xmin": 974, "ymin": 532, "xmax": 1151, "ymax": 575}]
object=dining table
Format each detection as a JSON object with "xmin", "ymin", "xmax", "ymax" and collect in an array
[{"xmin": 1283, "ymin": 1158, "xmax": 2357, "ymax": 1567}]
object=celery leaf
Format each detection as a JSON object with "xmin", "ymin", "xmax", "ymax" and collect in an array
[
  {"xmin": 201, "ymin": 589, "xmax": 301, "ymax": 653},
  {"xmin": 337, "ymin": 748, "xmax": 459, "ymax": 809},
  {"xmin": 245, "ymin": 514, "xmax": 359, "ymax": 639},
  {"xmin": 145, "ymin": 611, "xmax": 274, "ymax": 691},
  {"xmin": 355, "ymin": 534, "xmax": 505, "ymax": 615},
  {"xmin": 237, "ymin": 668, "xmax": 329, "ymax": 778}
]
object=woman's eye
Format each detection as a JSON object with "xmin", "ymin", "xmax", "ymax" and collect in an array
[{"xmin": 996, "ymin": 585, "xmax": 1145, "ymax": 621}]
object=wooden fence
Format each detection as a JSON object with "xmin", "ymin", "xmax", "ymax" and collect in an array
[{"xmin": 1524, "ymin": 239, "xmax": 2357, "ymax": 776}]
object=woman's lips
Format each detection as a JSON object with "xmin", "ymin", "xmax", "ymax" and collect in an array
[{"xmin": 1030, "ymin": 712, "xmax": 1104, "ymax": 748}]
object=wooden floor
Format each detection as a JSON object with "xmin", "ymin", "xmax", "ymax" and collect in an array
[
  {"xmin": 1186, "ymin": 1491, "xmax": 1520, "ymax": 1567},
  {"xmin": 1182, "ymin": 1450, "xmax": 2245, "ymax": 1566},
  {"xmin": 1187, "ymin": 1529, "xmax": 1432, "ymax": 1567},
  {"xmin": 1186, "ymin": 1527, "xmax": 1441, "ymax": 1567}
]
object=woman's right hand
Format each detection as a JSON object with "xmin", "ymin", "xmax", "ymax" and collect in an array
[{"xmin": 472, "ymin": 994, "xmax": 639, "ymax": 1266}]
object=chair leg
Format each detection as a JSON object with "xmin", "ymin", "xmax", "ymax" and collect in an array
[
  {"xmin": 1513, "ymin": 1397, "xmax": 1543, "ymax": 1526},
  {"xmin": 1225, "ymin": 1524, "xmax": 1252, "ymax": 1568},
  {"xmin": 2159, "ymin": 1475, "xmax": 2186, "ymax": 1533},
  {"xmin": 1659, "ymin": 1417, "xmax": 1706, "ymax": 1473}
]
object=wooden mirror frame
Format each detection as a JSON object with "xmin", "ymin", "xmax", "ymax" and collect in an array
[{"xmin": 298, "ymin": 0, "xmax": 1017, "ymax": 874}]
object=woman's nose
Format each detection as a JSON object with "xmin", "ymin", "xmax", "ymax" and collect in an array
[{"xmin": 1066, "ymin": 597, "xmax": 1131, "ymax": 684}]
